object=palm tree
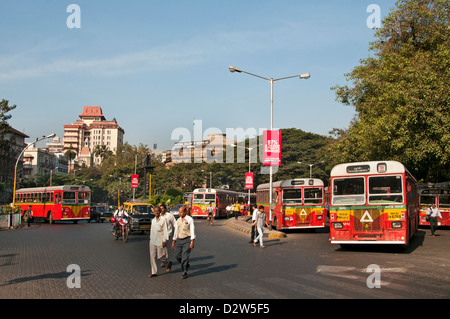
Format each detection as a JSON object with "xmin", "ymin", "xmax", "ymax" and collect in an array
[{"xmin": 64, "ymin": 144, "xmax": 77, "ymax": 172}]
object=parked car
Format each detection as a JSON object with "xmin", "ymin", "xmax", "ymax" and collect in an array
[
  {"xmin": 89, "ymin": 206, "xmax": 112, "ymax": 223},
  {"xmin": 169, "ymin": 204, "xmax": 186, "ymax": 217},
  {"xmin": 123, "ymin": 201, "xmax": 154, "ymax": 232}
]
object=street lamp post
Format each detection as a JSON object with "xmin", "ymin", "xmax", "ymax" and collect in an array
[
  {"xmin": 229, "ymin": 66, "xmax": 310, "ymax": 229},
  {"xmin": 297, "ymin": 161, "xmax": 324, "ymax": 179},
  {"xmin": 12, "ymin": 133, "xmax": 56, "ymax": 208}
]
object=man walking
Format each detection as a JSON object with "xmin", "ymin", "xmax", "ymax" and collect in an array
[
  {"xmin": 149, "ymin": 207, "xmax": 169, "ymax": 277},
  {"xmin": 172, "ymin": 206, "xmax": 196, "ymax": 279},
  {"xmin": 427, "ymin": 204, "xmax": 442, "ymax": 237},
  {"xmin": 160, "ymin": 204, "xmax": 175, "ymax": 272},
  {"xmin": 248, "ymin": 205, "xmax": 257, "ymax": 243}
]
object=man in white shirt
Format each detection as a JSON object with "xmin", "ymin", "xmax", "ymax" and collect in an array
[
  {"xmin": 113, "ymin": 204, "xmax": 128, "ymax": 235},
  {"xmin": 248, "ymin": 205, "xmax": 257, "ymax": 243},
  {"xmin": 427, "ymin": 204, "xmax": 442, "ymax": 237},
  {"xmin": 148, "ymin": 207, "xmax": 169, "ymax": 277},
  {"xmin": 171, "ymin": 206, "xmax": 196, "ymax": 279},
  {"xmin": 160, "ymin": 204, "xmax": 176, "ymax": 272}
]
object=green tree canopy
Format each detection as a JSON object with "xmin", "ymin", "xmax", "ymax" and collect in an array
[{"xmin": 329, "ymin": 0, "xmax": 449, "ymax": 182}]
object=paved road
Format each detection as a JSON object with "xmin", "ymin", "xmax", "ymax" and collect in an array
[{"xmin": 0, "ymin": 218, "xmax": 449, "ymax": 302}]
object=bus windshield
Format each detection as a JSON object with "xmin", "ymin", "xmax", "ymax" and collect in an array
[
  {"xmin": 283, "ymin": 189, "xmax": 302, "ymax": 205},
  {"xmin": 440, "ymin": 196, "xmax": 450, "ymax": 209},
  {"xmin": 62, "ymin": 192, "xmax": 76, "ymax": 204},
  {"xmin": 204, "ymin": 194, "xmax": 215, "ymax": 203},
  {"xmin": 368, "ymin": 175, "xmax": 403, "ymax": 204},
  {"xmin": 78, "ymin": 191, "xmax": 90, "ymax": 204},
  {"xmin": 304, "ymin": 187, "xmax": 323, "ymax": 204},
  {"xmin": 332, "ymin": 177, "xmax": 365, "ymax": 205},
  {"xmin": 193, "ymin": 194, "xmax": 204, "ymax": 204},
  {"xmin": 420, "ymin": 196, "xmax": 436, "ymax": 209}
]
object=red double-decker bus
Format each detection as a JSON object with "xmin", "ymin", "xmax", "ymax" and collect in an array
[
  {"xmin": 329, "ymin": 161, "xmax": 418, "ymax": 247},
  {"xmin": 256, "ymin": 178, "xmax": 326, "ymax": 230},
  {"xmin": 15, "ymin": 185, "xmax": 91, "ymax": 224},
  {"xmin": 418, "ymin": 182, "xmax": 450, "ymax": 226}
]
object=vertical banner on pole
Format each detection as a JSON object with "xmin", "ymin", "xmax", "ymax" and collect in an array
[
  {"xmin": 264, "ymin": 130, "xmax": 281, "ymax": 166},
  {"xmin": 131, "ymin": 174, "xmax": 139, "ymax": 189},
  {"xmin": 245, "ymin": 172, "xmax": 254, "ymax": 190}
]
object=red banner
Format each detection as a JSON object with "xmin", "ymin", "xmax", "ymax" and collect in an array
[
  {"xmin": 264, "ymin": 130, "xmax": 281, "ymax": 166},
  {"xmin": 131, "ymin": 174, "xmax": 139, "ymax": 189},
  {"xmin": 245, "ymin": 172, "xmax": 254, "ymax": 190}
]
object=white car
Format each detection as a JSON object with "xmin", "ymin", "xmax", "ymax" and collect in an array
[{"xmin": 169, "ymin": 204, "xmax": 186, "ymax": 217}]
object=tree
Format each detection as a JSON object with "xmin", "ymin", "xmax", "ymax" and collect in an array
[
  {"xmin": 64, "ymin": 144, "xmax": 77, "ymax": 171},
  {"xmin": 329, "ymin": 0, "xmax": 449, "ymax": 182}
]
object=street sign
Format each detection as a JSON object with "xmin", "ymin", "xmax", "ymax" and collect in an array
[
  {"xmin": 264, "ymin": 130, "xmax": 281, "ymax": 166},
  {"xmin": 131, "ymin": 174, "xmax": 139, "ymax": 189},
  {"xmin": 245, "ymin": 172, "xmax": 254, "ymax": 190}
]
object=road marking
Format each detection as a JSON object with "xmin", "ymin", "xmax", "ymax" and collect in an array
[{"xmin": 263, "ymin": 277, "xmax": 350, "ymax": 299}]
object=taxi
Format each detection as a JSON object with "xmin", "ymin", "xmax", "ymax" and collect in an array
[{"xmin": 123, "ymin": 201, "xmax": 154, "ymax": 232}]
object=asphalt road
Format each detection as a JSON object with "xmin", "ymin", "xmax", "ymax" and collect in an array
[{"xmin": 0, "ymin": 217, "xmax": 449, "ymax": 303}]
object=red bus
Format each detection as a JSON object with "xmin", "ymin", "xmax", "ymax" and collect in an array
[
  {"xmin": 329, "ymin": 161, "xmax": 418, "ymax": 247},
  {"xmin": 15, "ymin": 185, "xmax": 91, "ymax": 224},
  {"xmin": 418, "ymin": 183, "xmax": 450, "ymax": 226},
  {"xmin": 191, "ymin": 188, "xmax": 239, "ymax": 218},
  {"xmin": 256, "ymin": 178, "xmax": 326, "ymax": 230}
]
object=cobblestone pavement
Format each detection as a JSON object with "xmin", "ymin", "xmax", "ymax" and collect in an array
[{"xmin": 1, "ymin": 218, "xmax": 450, "ymax": 301}]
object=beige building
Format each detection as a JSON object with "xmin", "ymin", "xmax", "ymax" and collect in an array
[
  {"xmin": 63, "ymin": 106, "xmax": 125, "ymax": 168},
  {"xmin": 164, "ymin": 133, "xmax": 236, "ymax": 164},
  {"xmin": 23, "ymin": 146, "xmax": 56, "ymax": 178}
]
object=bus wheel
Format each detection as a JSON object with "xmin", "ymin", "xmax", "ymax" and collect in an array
[{"xmin": 48, "ymin": 213, "xmax": 54, "ymax": 224}]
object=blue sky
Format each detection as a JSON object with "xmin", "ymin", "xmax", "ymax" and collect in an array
[{"xmin": 1, "ymin": 0, "xmax": 397, "ymax": 150}]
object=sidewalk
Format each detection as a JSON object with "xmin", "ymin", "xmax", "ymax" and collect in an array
[{"xmin": 225, "ymin": 216, "xmax": 286, "ymax": 239}]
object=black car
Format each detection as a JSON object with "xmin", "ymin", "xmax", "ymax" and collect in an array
[
  {"xmin": 89, "ymin": 206, "xmax": 112, "ymax": 223},
  {"xmin": 124, "ymin": 202, "xmax": 155, "ymax": 232}
]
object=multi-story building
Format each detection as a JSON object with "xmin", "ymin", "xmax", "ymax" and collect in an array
[
  {"xmin": 63, "ymin": 106, "xmax": 125, "ymax": 168},
  {"xmin": 0, "ymin": 126, "xmax": 29, "ymax": 204},
  {"xmin": 23, "ymin": 146, "xmax": 56, "ymax": 178},
  {"xmin": 164, "ymin": 133, "xmax": 236, "ymax": 164}
]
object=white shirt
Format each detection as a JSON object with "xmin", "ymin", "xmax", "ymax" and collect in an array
[
  {"xmin": 150, "ymin": 216, "xmax": 169, "ymax": 246},
  {"xmin": 114, "ymin": 209, "xmax": 128, "ymax": 218},
  {"xmin": 427, "ymin": 207, "xmax": 442, "ymax": 219},
  {"xmin": 162, "ymin": 212, "xmax": 176, "ymax": 237}
]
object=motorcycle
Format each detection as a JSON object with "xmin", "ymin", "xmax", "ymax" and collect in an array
[{"xmin": 110, "ymin": 216, "xmax": 130, "ymax": 243}]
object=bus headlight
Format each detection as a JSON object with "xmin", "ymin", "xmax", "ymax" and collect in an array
[
  {"xmin": 392, "ymin": 221, "xmax": 402, "ymax": 229},
  {"xmin": 316, "ymin": 215, "xmax": 323, "ymax": 220},
  {"xmin": 334, "ymin": 222, "xmax": 343, "ymax": 229}
]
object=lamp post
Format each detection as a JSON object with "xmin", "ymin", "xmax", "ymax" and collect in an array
[
  {"xmin": 297, "ymin": 161, "xmax": 324, "ymax": 179},
  {"xmin": 229, "ymin": 66, "xmax": 310, "ymax": 228},
  {"xmin": 231, "ymin": 143, "xmax": 254, "ymax": 206},
  {"xmin": 12, "ymin": 133, "xmax": 56, "ymax": 207}
]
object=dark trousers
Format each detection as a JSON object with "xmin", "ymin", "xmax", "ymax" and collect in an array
[
  {"xmin": 430, "ymin": 217, "xmax": 439, "ymax": 235},
  {"xmin": 174, "ymin": 237, "xmax": 191, "ymax": 275},
  {"xmin": 250, "ymin": 225, "xmax": 255, "ymax": 242}
]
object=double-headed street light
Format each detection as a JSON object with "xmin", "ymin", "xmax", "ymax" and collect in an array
[
  {"xmin": 298, "ymin": 160, "xmax": 325, "ymax": 179},
  {"xmin": 229, "ymin": 66, "xmax": 310, "ymax": 228},
  {"xmin": 12, "ymin": 133, "xmax": 56, "ymax": 207}
]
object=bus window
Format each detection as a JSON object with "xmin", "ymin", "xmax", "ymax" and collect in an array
[
  {"xmin": 78, "ymin": 191, "xmax": 90, "ymax": 204},
  {"xmin": 205, "ymin": 194, "xmax": 215, "ymax": 203},
  {"xmin": 368, "ymin": 175, "xmax": 403, "ymax": 204},
  {"xmin": 332, "ymin": 177, "xmax": 365, "ymax": 205},
  {"xmin": 282, "ymin": 188, "xmax": 302, "ymax": 205},
  {"xmin": 193, "ymin": 194, "xmax": 203, "ymax": 204},
  {"xmin": 440, "ymin": 196, "xmax": 450, "ymax": 209},
  {"xmin": 304, "ymin": 188, "xmax": 323, "ymax": 204},
  {"xmin": 63, "ymin": 192, "xmax": 76, "ymax": 204}
]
